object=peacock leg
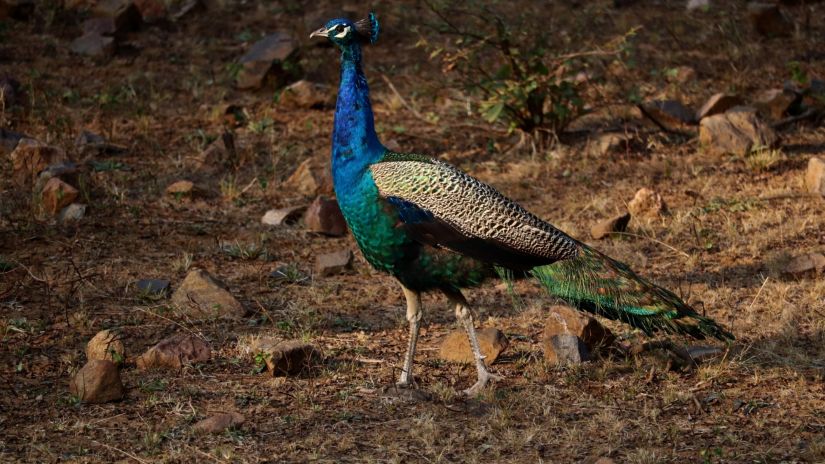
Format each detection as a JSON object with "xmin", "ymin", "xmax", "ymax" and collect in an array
[
  {"xmin": 444, "ymin": 289, "xmax": 502, "ymax": 396},
  {"xmin": 397, "ymin": 284, "xmax": 422, "ymax": 387}
]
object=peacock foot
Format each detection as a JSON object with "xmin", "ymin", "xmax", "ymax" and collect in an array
[{"xmin": 462, "ymin": 371, "xmax": 504, "ymax": 397}]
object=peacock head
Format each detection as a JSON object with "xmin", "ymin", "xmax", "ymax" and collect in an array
[{"xmin": 309, "ymin": 13, "xmax": 379, "ymax": 49}]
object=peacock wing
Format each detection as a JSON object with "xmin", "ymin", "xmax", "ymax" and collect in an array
[{"xmin": 370, "ymin": 152, "xmax": 580, "ymax": 270}]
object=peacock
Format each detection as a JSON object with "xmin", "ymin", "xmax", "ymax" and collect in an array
[{"xmin": 310, "ymin": 13, "xmax": 733, "ymax": 395}]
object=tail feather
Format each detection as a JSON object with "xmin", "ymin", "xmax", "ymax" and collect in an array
[{"xmin": 531, "ymin": 244, "xmax": 734, "ymax": 342}]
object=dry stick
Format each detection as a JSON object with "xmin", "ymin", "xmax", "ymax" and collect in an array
[
  {"xmin": 748, "ymin": 276, "xmax": 769, "ymax": 311},
  {"xmin": 612, "ymin": 231, "xmax": 691, "ymax": 258},
  {"xmin": 90, "ymin": 440, "xmax": 149, "ymax": 464}
]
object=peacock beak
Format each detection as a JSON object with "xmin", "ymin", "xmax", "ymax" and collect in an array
[{"xmin": 309, "ymin": 27, "xmax": 329, "ymax": 39}]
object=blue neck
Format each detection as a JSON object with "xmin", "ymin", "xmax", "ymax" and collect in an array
[{"xmin": 332, "ymin": 44, "xmax": 384, "ymax": 191}]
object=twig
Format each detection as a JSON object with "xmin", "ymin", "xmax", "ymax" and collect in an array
[
  {"xmin": 90, "ymin": 440, "xmax": 149, "ymax": 464},
  {"xmin": 613, "ymin": 232, "xmax": 691, "ymax": 258},
  {"xmin": 10, "ymin": 260, "xmax": 49, "ymax": 284},
  {"xmin": 748, "ymin": 276, "xmax": 769, "ymax": 311}
]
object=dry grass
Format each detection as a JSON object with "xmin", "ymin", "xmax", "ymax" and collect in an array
[{"xmin": 1, "ymin": 1, "xmax": 825, "ymax": 462}]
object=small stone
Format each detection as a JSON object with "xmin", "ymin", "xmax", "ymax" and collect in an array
[
  {"xmin": 193, "ymin": 412, "xmax": 245, "ymax": 434},
  {"xmin": 136, "ymin": 278, "xmax": 171, "ymax": 296},
  {"xmin": 58, "ymin": 203, "xmax": 87, "ymax": 223},
  {"xmin": 136, "ymin": 334, "xmax": 211, "ymax": 370},
  {"xmin": 86, "ymin": 329, "xmax": 126, "ymax": 364},
  {"xmin": 590, "ymin": 212, "xmax": 631, "ymax": 240},
  {"xmin": 70, "ymin": 33, "xmax": 116, "ymax": 58},
  {"xmin": 670, "ymin": 66, "xmax": 696, "ymax": 84},
  {"xmin": 171, "ymin": 268, "xmax": 245, "ymax": 318},
  {"xmin": 70, "ymin": 360, "xmax": 124, "ymax": 403},
  {"xmin": 783, "ymin": 253, "xmax": 825, "ymax": 276},
  {"xmin": 628, "ymin": 188, "xmax": 666, "ymax": 218},
  {"xmin": 304, "ymin": 196, "xmax": 348, "ymax": 237},
  {"xmin": 9, "ymin": 138, "xmax": 68, "ymax": 186},
  {"xmin": 0, "ymin": 128, "xmax": 24, "ymax": 155},
  {"xmin": 541, "ymin": 305, "xmax": 614, "ymax": 365},
  {"xmin": 315, "ymin": 249, "xmax": 353, "ymax": 276},
  {"xmin": 0, "ymin": 76, "xmax": 21, "ymax": 108},
  {"xmin": 686, "ymin": 0, "xmax": 710, "ymax": 11},
  {"xmin": 260, "ymin": 340, "xmax": 323, "ymax": 376},
  {"xmin": 696, "ymin": 93, "xmax": 744, "ymax": 120},
  {"xmin": 284, "ymin": 158, "xmax": 331, "ymax": 197},
  {"xmin": 41, "ymin": 178, "xmax": 79, "ymax": 215},
  {"xmin": 166, "ymin": 180, "xmax": 194, "ymax": 196},
  {"xmin": 279, "ymin": 80, "xmax": 334, "ymax": 109},
  {"xmin": 82, "ymin": 17, "xmax": 116, "ymax": 36},
  {"xmin": 805, "ymin": 157, "xmax": 825, "ymax": 196},
  {"xmin": 589, "ymin": 133, "xmax": 634, "ymax": 157},
  {"xmin": 546, "ymin": 334, "xmax": 591, "ymax": 364},
  {"xmin": 753, "ymin": 88, "xmax": 800, "ymax": 121},
  {"xmin": 686, "ymin": 345, "xmax": 723, "ymax": 363},
  {"xmin": 236, "ymin": 32, "xmax": 297, "ymax": 90},
  {"xmin": 35, "ymin": 161, "xmax": 82, "ymax": 195},
  {"xmin": 699, "ymin": 106, "xmax": 779, "ymax": 157},
  {"xmin": 639, "ymin": 100, "xmax": 697, "ymax": 130},
  {"xmin": 75, "ymin": 130, "xmax": 126, "ymax": 157},
  {"xmin": 439, "ymin": 328, "xmax": 508, "ymax": 365},
  {"xmin": 92, "ymin": 0, "xmax": 141, "ymax": 35},
  {"xmin": 747, "ymin": 3, "xmax": 792, "ymax": 38},
  {"xmin": 261, "ymin": 205, "xmax": 307, "ymax": 226}
]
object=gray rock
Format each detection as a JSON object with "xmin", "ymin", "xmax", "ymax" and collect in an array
[
  {"xmin": 136, "ymin": 278, "xmax": 170, "ymax": 296},
  {"xmin": 590, "ymin": 212, "xmax": 631, "ymax": 239},
  {"xmin": 92, "ymin": 0, "xmax": 141, "ymax": 35},
  {"xmin": 784, "ymin": 253, "xmax": 825, "ymax": 277},
  {"xmin": 805, "ymin": 157, "xmax": 825, "ymax": 196},
  {"xmin": 257, "ymin": 339, "xmax": 322, "ymax": 376},
  {"xmin": 193, "ymin": 412, "xmax": 245, "ymax": 434},
  {"xmin": 699, "ymin": 106, "xmax": 779, "ymax": 156},
  {"xmin": 261, "ymin": 205, "xmax": 307, "ymax": 226},
  {"xmin": 696, "ymin": 93, "xmax": 744, "ymax": 120},
  {"xmin": 236, "ymin": 32, "xmax": 297, "ymax": 90},
  {"xmin": 315, "ymin": 249, "xmax": 353, "ymax": 276},
  {"xmin": 70, "ymin": 33, "xmax": 116, "ymax": 58},
  {"xmin": 547, "ymin": 334, "xmax": 591, "ymax": 364},
  {"xmin": 75, "ymin": 130, "xmax": 127, "ymax": 157},
  {"xmin": 639, "ymin": 100, "xmax": 697, "ymax": 130},
  {"xmin": 279, "ymin": 80, "xmax": 334, "ymax": 109},
  {"xmin": 58, "ymin": 203, "xmax": 86, "ymax": 223},
  {"xmin": 171, "ymin": 268, "xmax": 245, "ymax": 318},
  {"xmin": 0, "ymin": 128, "xmax": 24, "ymax": 156},
  {"xmin": 70, "ymin": 360, "xmax": 124, "ymax": 403},
  {"xmin": 136, "ymin": 334, "xmax": 211, "ymax": 370}
]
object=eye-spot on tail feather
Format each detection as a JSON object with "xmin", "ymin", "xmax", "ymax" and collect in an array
[{"xmin": 531, "ymin": 245, "xmax": 734, "ymax": 342}]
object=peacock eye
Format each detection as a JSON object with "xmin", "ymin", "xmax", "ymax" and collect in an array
[{"xmin": 335, "ymin": 25, "xmax": 345, "ymax": 33}]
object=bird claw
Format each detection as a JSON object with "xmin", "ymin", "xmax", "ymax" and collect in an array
[{"xmin": 462, "ymin": 371, "xmax": 503, "ymax": 397}]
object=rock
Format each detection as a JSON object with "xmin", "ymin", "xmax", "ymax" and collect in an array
[
  {"xmin": 133, "ymin": 0, "xmax": 167, "ymax": 21},
  {"xmin": 70, "ymin": 33, "xmax": 116, "ymax": 58},
  {"xmin": 75, "ymin": 130, "xmax": 126, "ymax": 158},
  {"xmin": 541, "ymin": 305, "xmax": 614, "ymax": 365},
  {"xmin": 639, "ymin": 100, "xmax": 696, "ymax": 130},
  {"xmin": 315, "ymin": 249, "xmax": 353, "ymax": 276},
  {"xmin": 284, "ymin": 158, "xmax": 331, "ymax": 197},
  {"xmin": 86, "ymin": 329, "xmax": 126, "ymax": 364},
  {"xmin": 70, "ymin": 360, "xmax": 124, "ymax": 403},
  {"xmin": 696, "ymin": 93, "xmax": 744, "ymax": 120},
  {"xmin": 58, "ymin": 203, "xmax": 87, "ymax": 223},
  {"xmin": 753, "ymin": 88, "xmax": 800, "ymax": 121},
  {"xmin": 92, "ymin": 0, "xmax": 141, "ymax": 35},
  {"xmin": 171, "ymin": 268, "xmax": 245, "ymax": 318},
  {"xmin": 136, "ymin": 278, "xmax": 170, "ymax": 296},
  {"xmin": 590, "ymin": 212, "xmax": 631, "ymax": 239},
  {"xmin": 686, "ymin": 345, "xmax": 723, "ymax": 363},
  {"xmin": 279, "ymin": 80, "xmax": 334, "ymax": 109},
  {"xmin": 41, "ymin": 178, "xmax": 79, "ymax": 215},
  {"xmin": 136, "ymin": 334, "xmax": 211, "ymax": 370},
  {"xmin": 35, "ymin": 161, "xmax": 82, "ymax": 195},
  {"xmin": 166, "ymin": 180, "xmax": 194, "ymax": 196},
  {"xmin": 0, "ymin": 76, "xmax": 21, "ymax": 108},
  {"xmin": 686, "ymin": 0, "xmax": 710, "ymax": 11},
  {"xmin": 783, "ymin": 253, "xmax": 825, "ymax": 276},
  {"xmin": 82, "ymin": 17, "xmax": 117, "ymax": 37},
  {"xmin": 699, "ymin": 106, "xmax": 779, "ymax": 157},
  {"xmin": 236, "ymin": 32, "xmax": 297, "ymax": 90},
  {"xmin": 261, "ymin": 205, "xmax": 307, "ymax": 226},
  {"xmin": 259, "ymin": 339, "xmax": 323, "ymax": 376},
  {"xmin": 669, "ymin": 66, "xmax": 696, "ymax": 84},
  {"xmin": 628, "ymin": 188, "xmax": 666, "ymax": 218},
  {"xmin": 589, "ymin": 133, "xmax": 634, "ymax": 157},
  {"xmin": 304, "ymin": 196, "xmax": 348, "ymax": 237},
  {"xmin": 9, "ymin": 138, "xmax": 68, "ymax": 186},
  {"xmin": 439, "ymin": 328, "xmax": 508, "ymax": 365},
  {"xmin": 193, "ymin": 412, "xmax": 245, "ymax": 434},
  {"xmin": 594, "ymin": 457, "xmax": 617, "ymax": 464},
  {"xmin": 747, "ymin": 3, "xmax": 792, "ymax": 38},
  {"xmin": 805, "ymin": 157, "xmax": 825, "ymax": 196},
  {"xmin": 0, "ymin": 128, "xmax": 24, "ymax": 155}
]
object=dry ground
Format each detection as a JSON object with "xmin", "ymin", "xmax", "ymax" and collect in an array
[{"xmin": 1, "ymin": 1, "xmax": 824, "ymax": 462}]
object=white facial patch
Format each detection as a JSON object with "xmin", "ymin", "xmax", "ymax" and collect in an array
[{"xmin": 334, "ymin": 25, "xmax": 351, "ymax": 39}]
